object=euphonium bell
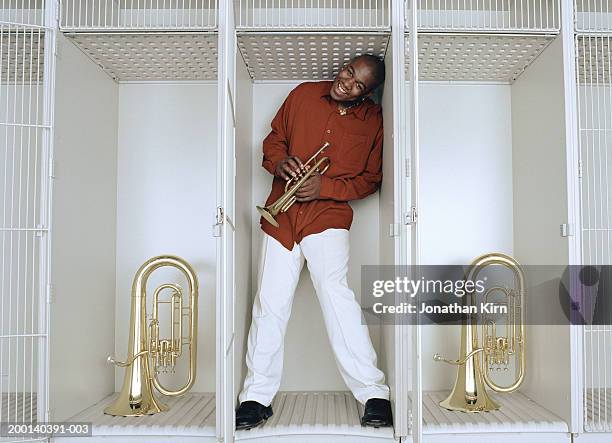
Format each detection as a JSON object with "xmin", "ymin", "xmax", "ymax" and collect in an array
[
  {"xmin": 257, "ymin": 142, "xmax": 331, "ymax": 227},
  {"xmin": 433, "ymin": 253, "xmax": 526, "ymax": 412},
  {"xmin": 104, "ymin": 255, "xmax": 199, "ymax": 416}
]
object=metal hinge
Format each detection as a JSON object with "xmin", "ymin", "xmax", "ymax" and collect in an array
[
  {"xmin": 389, "ymin": 223, "xmax": 400, "ymax": 237},
  {"xmin": 49, "ymin": 157, "xmax": 55, "ymax": 178},
  {"xmin": 213, "ymin": 207, "xmax": 235, "ymax": 237},
  {"xmin": 578, "ymin": 160, "xmax": 583, "ymax": 179},
  {"xmin": 404, "ymin": 206, "xmax": 418, "ymax": 225},
  {"xmin": 47, "ymin": 284, "xmax": 55, "ymax": 304},
  {"xmin": 561, "ymin": 223, "xmax": 575, "ymax": 237},
  {"xmin": 213, "ymin": 206, "xmax": 224, "ymax": 237}
]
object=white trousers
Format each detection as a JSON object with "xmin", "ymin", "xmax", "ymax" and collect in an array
[{"xmin": 239, "ymin": 228, "xmax": 390, "ymax": 406}]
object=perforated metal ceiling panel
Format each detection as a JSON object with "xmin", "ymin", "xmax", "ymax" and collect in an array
[
  {"xmin": 237, "ymin": 33, "xmax": 389, "ymax": 80},
  {"xmin": 406, "ymin": 33, "xmax": 555, "ymax": 82},
  {"xmin": 66, "ymin": 32, "xmax": 217, "ymax": 82}
]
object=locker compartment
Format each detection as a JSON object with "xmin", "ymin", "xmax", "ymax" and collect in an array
[
  {"xmin": 0, "ymin": 0, "xmax": 53, "ymax": 433},
  {"xmin": 575, "ymin": 1, "xmax": 612, "ymax": 437},
  {"xmin": 231, "ymin": 1, "xmax": 406, "ymax": 442},
  {"xmin": 36, "ymin": 1, "xmax": 216, "ymax": 441},
  {"xmin": 407, "ymin": 1, "xmax": 572, "ymax": 442}
]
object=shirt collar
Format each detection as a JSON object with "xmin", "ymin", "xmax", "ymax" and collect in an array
[{"xmin": 320, "ymin": 81, "xmax": 369, "ymax": 121}]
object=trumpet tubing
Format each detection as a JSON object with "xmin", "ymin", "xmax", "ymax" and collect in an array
[{"xmin": 257, "ymin": 142, "xmax": 331, "ymax": 228}]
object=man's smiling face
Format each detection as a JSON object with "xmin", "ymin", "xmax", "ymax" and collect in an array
[{"xmin": 330, "ymin": 57, "xmax": 378, "ymax": 103}]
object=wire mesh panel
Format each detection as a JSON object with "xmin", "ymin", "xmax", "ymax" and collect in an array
[
  {"xmin": 0, "ymin": 1, "xmax": 54, "ymax": 432},
  {"xmin": 0, "ymin": 1, "xmax": 45, "ymax": 27},
  {"xmin": 576, "ymin": 0, "xmax": 612, "ymax": 33},
  {"xmin": 235, "ymin": 0, "xmax": 390, "ymax": 30},
  {"xmin": 60, "ymin": 0, "xmax": 218, "ymax": 31},
  {"xmin": 410, "ymin": 0, "xmax": 560, "ymax": 33},
  {"xmin": 576, "ymin": 34, "xmax": 612, "ymax": 432}
]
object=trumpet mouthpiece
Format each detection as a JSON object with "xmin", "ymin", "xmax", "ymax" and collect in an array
[
  {"xmin": 433, "ymin": 354, "xmax": 442, "ymax": 361},
  {"xmin": 107, "ymin": 356, "xmax": 115, "ymax": 364}
]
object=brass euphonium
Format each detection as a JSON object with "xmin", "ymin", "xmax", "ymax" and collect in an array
[
  {"xmin": 257, "ymin": 142, "xmax": 331, "ymax": 227},
  {"xmin": 104, "ymin": 255, "xmax": 199, "ymax": 416},
  {"xmin": 433, "ymin": 253, "xmax": 526, "ymax": 412}
]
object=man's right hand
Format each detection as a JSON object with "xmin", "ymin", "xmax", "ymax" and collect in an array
[{"xmin": 275, "ymin": 156, "xmax": 305, "ymax": 181}]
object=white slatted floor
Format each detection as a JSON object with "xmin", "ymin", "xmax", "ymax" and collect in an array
[
  {"xmin": 422, "ymin": 391, "xmax": 567, "ymax": 434},
  {"xmin": 59, "ymin": 392, "xmax": 215, "ymax": 441},
  {"xmin": 585, "ymin": 388, "xmax": 612, "ymax": 432},
  {"xmin": 236, "ymin": 391, "xmax": 394, "ymax": 441}
]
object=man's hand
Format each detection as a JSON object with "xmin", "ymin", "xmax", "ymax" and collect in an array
[
  {"xmin": 275, "ymin": 156, "xmax": 304, "ymax": 181},
  {"xmin": 295, "ymin": 173, "xmax": 321, "ymax": 202}
]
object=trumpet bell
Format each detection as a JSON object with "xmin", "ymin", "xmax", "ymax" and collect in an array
[{"xmin": 257, "ymin": 205, "xmax": 280, "ymax": 228}]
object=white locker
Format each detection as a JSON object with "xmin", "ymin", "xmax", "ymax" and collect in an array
[
  {"xmin": 229, "ymin": 1, "xmax": 410, "ymax": 442},
  {"xmin": 572, "ymin": 1, "xmax": 612, "ymax": 442},
  {"xmin": 0, "ymin": 0, "xmax": 57, "ymax": 431},
  {"xmin": 407, "ymin": 1, "xmax": 575, "ymax": 443},
  {"xmin": 42, "ymin": 1, "xmax": 219, "ymax": 442}
]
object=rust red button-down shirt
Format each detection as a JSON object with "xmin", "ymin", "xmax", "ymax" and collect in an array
[{"xmin": 260, "ymin": 80, "xmax": 383, "ymax": 250}]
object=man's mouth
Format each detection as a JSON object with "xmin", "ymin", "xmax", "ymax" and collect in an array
[{"xmin": 336, "ymin": 81, "xmax": 349, "ymax": 96}]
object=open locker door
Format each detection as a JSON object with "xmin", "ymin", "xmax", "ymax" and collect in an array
[
  {"xmin": 378, "ymin": 1, "xmax": 413, "ymax": 440},
  {"xmin": 217, "ymin": 0, "xmax": 237, "ymax": 441},
  {"xmin": 406, "ymin": 0, "xmax": 422, "ymax": 441}
]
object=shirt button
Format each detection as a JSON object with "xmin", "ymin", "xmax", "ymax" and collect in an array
[
  {"xmin": 299, "ymin": 211, "xmax": 303, "ymax": 214},
  {"xmin": 326, "ymin": 129, "xmax": 331, "ymax": 134}
]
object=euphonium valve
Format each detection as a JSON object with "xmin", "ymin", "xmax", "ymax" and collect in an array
[
  {"xmin": 257, "ymin": 142, "xmax": 331, "ymax": 228},
  {"xmin": 433, "ymin": 253, "xmax": 525, "ymax": 412},
  {"xmin": 104, "ymin": 255, "xmax": 199, "ymax": 416}
]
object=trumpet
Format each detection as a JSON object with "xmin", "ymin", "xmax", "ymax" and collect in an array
[
  {"xmin": 433, "ymin": 253, "xmax": 525, "ymax": 412},
  {"xmin": 104, "ymin": 255, "xmax": 199, "ymax": 416},
  {"xmin": 257, "ymin": 142, "xmax": 331, "ymax": 228}
]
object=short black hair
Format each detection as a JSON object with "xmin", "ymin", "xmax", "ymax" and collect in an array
[{"xmin": 353, "ymin": 54, "xmax": 386, "ymax": 89}]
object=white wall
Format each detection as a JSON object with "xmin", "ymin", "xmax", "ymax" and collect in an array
[
  {"xmin": 114, "ymin": 83, "xmax": 217, "ymax": 392},
  {"xmin": 51, "ymin": 34, "xmax": 118, "ymax": 421},
  {"xmin": 414, "ymin": 82, "xmax": 514, "ymax": 390},
  {"xmin": 249, "ymin": 82, "xmax": 381, "ymax": 391},
  {"xmin": 234, "ymin": 56, "xmax": 253, "ymax": 398},
  {"xmin": 512, "ymin": 35, "xmax": 571, "ymax": 423}
]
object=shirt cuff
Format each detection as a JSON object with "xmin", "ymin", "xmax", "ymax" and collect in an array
[
  {"xmin": 319, "ymin": 176, "xmax": 335, "ymax": 200},
  {"xmin": 263, "ymin": 156, "xmax": 285, "ymax": 176}
]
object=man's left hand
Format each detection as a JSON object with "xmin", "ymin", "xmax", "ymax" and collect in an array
[{"xmin": 295, "ymin": 173, "xmax": 321, "ymax": 202}]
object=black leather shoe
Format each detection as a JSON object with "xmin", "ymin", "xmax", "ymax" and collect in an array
[
  {"xmin": 361, "ymin": 398, "xmax": 393, "ymax": 428},
  {"xmin": 236, "ymin": 401, "xmax": 273, "ymax": 430}
]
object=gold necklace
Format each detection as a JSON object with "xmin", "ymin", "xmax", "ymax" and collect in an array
[{"xmin": 338, "ymin": 98, "xmax": 364, "ymax": 116}]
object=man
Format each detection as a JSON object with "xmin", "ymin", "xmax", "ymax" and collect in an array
[{"xmin": 236, "ymin": 54, "xmax": 392, "ymax": 430}]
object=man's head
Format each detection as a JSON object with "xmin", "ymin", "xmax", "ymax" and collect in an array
[{"xmin": 330, "ymin": 54, "xmax": 385, "ymax": 103}]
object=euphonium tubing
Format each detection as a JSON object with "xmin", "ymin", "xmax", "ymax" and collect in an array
[
  {"xmin": 433, "ymin": 253, "xmax": 525, "ymax": 412},
  {"xmin": 104, "ymin": 255, "xmax": 199, "ymax": 416}
]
